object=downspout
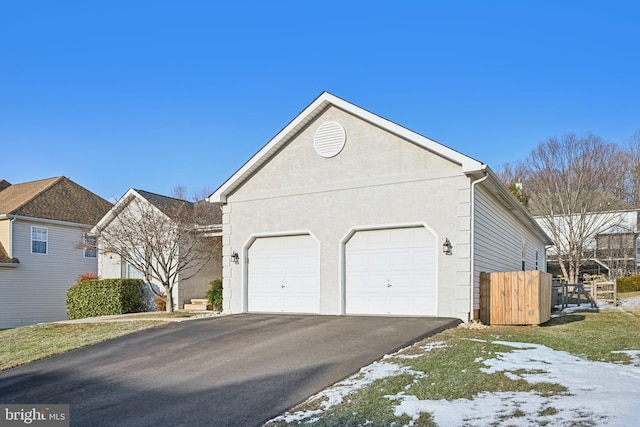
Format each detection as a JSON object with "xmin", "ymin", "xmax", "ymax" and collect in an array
[
  {"xmin": 469, "ymin": 170, "xmax": 489, "ymax": 321},
  {"xmin": 9, "ymin": 217, "xmax": 15, "ymax": 258}
]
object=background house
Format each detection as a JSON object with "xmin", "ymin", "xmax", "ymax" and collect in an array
[
  {"xmin": 209, "ymin": 92, "xmax": 552, "ymax": 321},
  {"xmin": 0, "ymin": 177, "xmax": 112, "ymax": 328},
  {"xmin": 95, "ymin": 189, "xmax": 223, "ymax": 310},
  {"xmin": 537, "ymin": 208, "xmax": 640, "ymax": 279}
]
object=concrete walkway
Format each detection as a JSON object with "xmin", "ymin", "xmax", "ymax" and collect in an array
[{"xmin": 54, "ymin": 311, "xmax": 227, "ymax": 323}]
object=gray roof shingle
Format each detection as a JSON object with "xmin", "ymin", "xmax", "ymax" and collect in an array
[{"xmin": 0, "ymin": 177, "xmax": 112, "ymax": 225}]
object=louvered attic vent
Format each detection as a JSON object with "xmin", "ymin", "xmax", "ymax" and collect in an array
[{"xmin": 313, "ymin": 121, "xmax": 346, "ymax": 158}]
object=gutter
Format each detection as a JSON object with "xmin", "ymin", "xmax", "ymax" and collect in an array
[
  {"xmin": 9, "ymin": 217, "xmax": 15, "ymax": 258},
  {"xmin": 0, "ymin": 214, "xmax": 92, "ymax": 229},
  {"xmin": 469, "ymin": 168, "xmax": 489, "ymax": 321},
  {"xmin": 0, "ymin": 262, "xmax": 19, "ymax": 268}
]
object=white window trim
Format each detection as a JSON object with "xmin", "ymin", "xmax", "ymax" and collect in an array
[
  {"xmin": 31, "ymin": 226, "xmax": 48, "ymax": 255},
  {"xmin": 83, "ymin": 233, "xmax": 97, "ymax": 259}
]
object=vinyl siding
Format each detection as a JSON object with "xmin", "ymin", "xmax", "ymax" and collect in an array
[
  {"xmin": 0, "ymin": 219, "xmax": 98, "ymax": 328},
  {"xmin": 473, "ymin": 186, "xmax": 547, "ymax": 309}
]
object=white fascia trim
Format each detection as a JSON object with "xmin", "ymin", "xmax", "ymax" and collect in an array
[
  {"xmin": 209, "ymin": 92, "xmax": 486, "ymax": 203},
  {"xmin": 91, "ymin": 189, "xmax": 168, "ymax": 235},
  {"xmin": 209, "ymin": 95, "xmax": 331, "ymax": 203},
  {"xmin": 326, "ymin": 95, "xmax": 485, "ymax": 173},
  {"xmin": 91, "ymin": 188, "xmax": 140, "ymax": 234},
  {"xmin": 0, "ymin": 214, "xmax": 92, "ymax": 229}
]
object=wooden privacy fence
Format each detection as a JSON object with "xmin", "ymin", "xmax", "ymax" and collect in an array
[{"xmin": 480, "ymin": 270, "xmax": 552, "ymax": 325}]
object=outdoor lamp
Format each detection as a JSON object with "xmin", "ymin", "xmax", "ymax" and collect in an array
[
  {"xmin": 230, "ymin": 251, "xmax": 239, "ymax": 264},
  {"xmin": 443, "ymin": 238, "xmax": 453, "ymax": 255}
]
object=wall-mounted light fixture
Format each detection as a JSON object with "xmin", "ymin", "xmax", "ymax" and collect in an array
[
  {"xmin": 443, "ymin": 238, "xmax": 453, "ymax": 255},
  {"xmin": 230, "ymin": 251, "xmax": 239, "ymax": 264}
]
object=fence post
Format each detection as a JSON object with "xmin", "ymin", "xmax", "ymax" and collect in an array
[{"xmin": 479, "ymin": 272, "xmax": 490, "ymax": 324}]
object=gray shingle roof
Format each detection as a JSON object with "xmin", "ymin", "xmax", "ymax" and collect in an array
[
  {"xmin": 0, "ymin": 241, "xmax": 18, "ymax": 263},
  {"xmin": 135, "ymin": 189, "xmax": 222, "ymax": 225}
]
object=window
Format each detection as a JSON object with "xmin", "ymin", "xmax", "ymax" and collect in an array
[
  {"xmin": 31, "ymin": 226, "xmax": 48, "ymax": 254},
  {"xmin": 83, "ymin": 234, "xmax": 97, "ymax": 258},
  {"xmin": 122, "ymin": 262, "xmax": 145, "ymax": 279}
]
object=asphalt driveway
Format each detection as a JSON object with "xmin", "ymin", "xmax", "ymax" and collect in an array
[{"xmin": 0, "ymin": 314, "xmax": 459, "ymax": 426}]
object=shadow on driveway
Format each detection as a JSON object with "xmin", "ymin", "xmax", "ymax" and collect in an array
[{"xmin": 0, "ymin": 314, "xmax": 459, "ymax": 426}]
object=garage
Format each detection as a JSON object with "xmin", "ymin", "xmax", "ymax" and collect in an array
[
  {"xmin": 247, "ymin": 234, "xmax": 320, "ymax": 313},
  {"xmin": 345, "ymin": 227, "xmax": 437, "ymax": 316}
]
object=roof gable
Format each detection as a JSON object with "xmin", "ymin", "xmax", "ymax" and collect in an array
[
  {"xmin": 209, "ymin": 92, "xmax": 485, "ymax": 203},
  {"xmin": 94, "ymin": 189, "xmax": 221, "ymax": 233},
  {"xmin": 0, "ymin": 177, "xmax": 112, "ymax": 225}
]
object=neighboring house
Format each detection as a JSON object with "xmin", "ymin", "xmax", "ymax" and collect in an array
[
  {"xmin": 537, "ymin": 208, "xmax": 640, "ymax": 278},
  {"xmin": 95, "ymin": 189, "xmax": 223, "ymax": 310},
  {"xmin": 0, "ymin": 177, "xmax": 112, "ymax": 329},
  {"xmin": 209, "ymin": 92, "xmax": 552, "ymax": 321}
]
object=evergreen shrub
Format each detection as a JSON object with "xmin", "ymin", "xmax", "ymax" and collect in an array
[
  {"xmin": 66, "ymin": 278, "xmax": 145, "ymax": 320},
  {"xmin": 617, "ymin": 275, "xmax": 640, "ymax": 293},
  {"xmin": 206, "ymin": 279, "xmax": 223, "ymax": 311}
]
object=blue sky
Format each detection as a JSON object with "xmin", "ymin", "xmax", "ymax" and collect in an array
[{"xmin": 1, "ymin": 1, "xmax": 638, "ymax": 201}]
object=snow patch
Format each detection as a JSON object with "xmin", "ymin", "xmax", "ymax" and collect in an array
[
  {"xmin": 268, "ymin": 338, "xmax": 640, "ymax": 426},
  {"xmin": 393, "ymin": 340, "xmax": 640, "ymax": 426}
]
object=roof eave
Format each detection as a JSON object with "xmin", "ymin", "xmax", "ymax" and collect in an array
[
  {"xmin": 477, "ymin": 168, "xmax": 554, "ymax": 246},
  {"xmin": 209, "ymin": 92, "xmax": 485, "ymax": 203},
  {"xmin": 0, "ymin": 262, "xmax": 19, "ymax": 268}
]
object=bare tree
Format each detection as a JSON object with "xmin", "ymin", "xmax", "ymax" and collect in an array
[
  {"xmin": 495, "ymin": 161, "xmax": 529, "ymax": 206},
  {"xmin": 93, "ymin": 191, "xmax": 220, "ymax": 312},
  {"xmin": 625, "ymin": 131, "xmax": 640, "ymax": 207},
  {"xmin": 521, "ymin": 133, "xmax": 625, "ymax": 282}
]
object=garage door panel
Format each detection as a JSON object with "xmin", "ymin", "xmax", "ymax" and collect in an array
[
  {"xmin": 248, "ymin": 234, "xmax": 320, "ymax": 313},
  {"xmin": 345, "ymin": 227, "xmax": 437, "ymax": 316}
]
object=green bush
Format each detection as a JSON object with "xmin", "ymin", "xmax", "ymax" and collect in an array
[
  {"xmin": 206, "ymin": 279, "xmax": 223, "ymax": 311},
  {"xmin": 66, "ymin": 278, "xmax": 145, "ymax": 320},
  {"xmin": 617, "ymin": 275, "xmax": 640, "ymax": 293}
]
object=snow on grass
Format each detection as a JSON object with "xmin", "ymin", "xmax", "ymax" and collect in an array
[
  {"xmin": 268, "ymin": 352, "xmax": 427, "ymax": 424},
  {"xmin": 392, "ymin": 340, "xmax": 640, "ymax": 426},
  {"xmin": 268, "ymin": 338, "xmax": 640, "ymax": 426},
  {"xmin": 618, "ymin": 294, "xmax": 640, "ymax": 310},
  {"xmin": 611, "ymin": 350, "xmax": 640, "ymax": 366}
]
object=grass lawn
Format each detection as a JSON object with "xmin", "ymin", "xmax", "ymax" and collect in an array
[
  {"xmin": 267, "ymin": 293, "xmax": 640, "ymax": 426},
  {"xmin": 2, "ymin": 295, "xmax": 639, "ymax": 424},
  {"xmin": 0, "ymin": 320, "xmax": 167, "ymax": 371}
]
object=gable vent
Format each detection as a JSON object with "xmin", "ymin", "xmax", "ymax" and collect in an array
[{"xmin": 313, "ymin": 121, "xmax": 346, "ymax": 158}]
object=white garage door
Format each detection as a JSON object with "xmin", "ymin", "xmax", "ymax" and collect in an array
[
  {"xmin": 248, "ymin": 234, "xmax": 320, "ymax": 313},
  {"xmin": 345, "ymin": 227, "xmax": 437, "ymax": 316}
]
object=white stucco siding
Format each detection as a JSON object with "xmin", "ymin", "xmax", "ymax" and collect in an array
[
  {"xmin": 231, "ymin": 106, "xmax": 463, "ymax": 202},
  {"xmin": 473, "ymin": 186, "xmax": 548, "ymax": 310},
  {"xmin": 222, "ymin": 107, "xmax": 474, "ymax": 320},
  {"xmin": 0, "ymin": 219, "xmax": 99, "ymax": 328}
]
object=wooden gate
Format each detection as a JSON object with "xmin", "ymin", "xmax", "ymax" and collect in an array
[{"xmin": 480, "ymin": 270, "xmax": 552, "ymax": 325}]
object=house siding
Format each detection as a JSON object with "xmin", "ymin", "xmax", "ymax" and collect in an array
[
  {"xmin": 96, "ymin": 203, "xmax": 222, "ymax": 310},
  {"xmin": 473, "ymin": 186, "xmax": 547, "ymax": 309},
  {"xmin": 0, "ymin": 219, "xmax": 98, "ymax": 328},
  {"xmin": 0, "ymin": 219, "xmax": 11, "ymax": 256},
  {"xmin": 223, "ymin": 106, "xmax": 474, "ymax": 320},
  {"xmin": 178, "ymin": 236, "xmax": 222, "ymax": 306}
]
